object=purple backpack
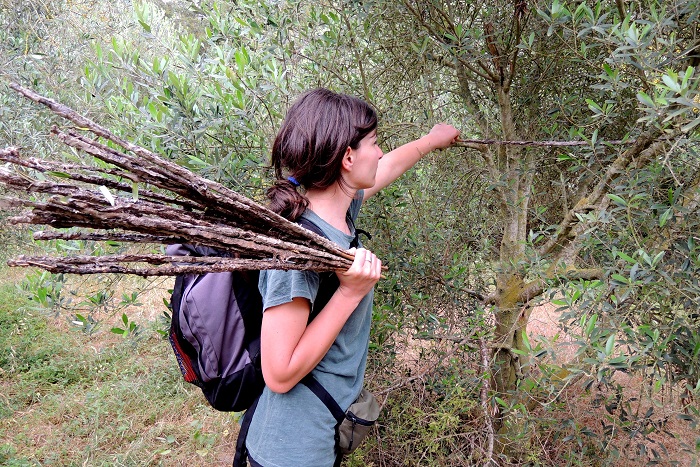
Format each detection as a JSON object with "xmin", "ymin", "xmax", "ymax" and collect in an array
[{"xmin": 166, "ymin": 218, "xmax": 337, "ymax": 412}]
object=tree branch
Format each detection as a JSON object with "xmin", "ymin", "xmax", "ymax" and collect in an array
[
  {"xmin": 0, "ymin": 146, "xmax": 202, "ymax": 210},
  {"xmin": 1, "ymin": 84, "xmax": 376, "ymax": 276},
  {"xmin": 517, "ymin": 267, "xmax": 605, "ymax": 304},
  {"xmin": 455, "ymin": 138, "xmax": 628, "ymax": 147},
  {"xmin": 479, "ymin": 337, "xmax": 495, "ymax": 466},
  {"xmin": 10, "ymin": 83, "xmax": 337, "ymax": 249},
  {"xmin": 538, "ymin": 131, "xmax": 662, "ymax": 257},
  {"xmin": 33, "ymin": 230, "xmax": 187, "ymax": 244}
]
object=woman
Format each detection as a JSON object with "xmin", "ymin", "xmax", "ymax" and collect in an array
[{"xmin": 244, "ymin": 88, "xmax": 459, "ymax": 466}]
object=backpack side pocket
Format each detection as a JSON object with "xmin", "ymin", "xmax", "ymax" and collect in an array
[{"xmin": 338, "ymin": 388, "xmax": 380, "ymax": 454}]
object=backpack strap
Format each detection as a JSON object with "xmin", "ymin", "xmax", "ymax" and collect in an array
[
  {"xmin": 233, "ymin": 376, "xmax": 345, "ymax": 467},
  {"xmin": 296, "ymin": 216, "xmax": 339, "ymax": 322},
  {"xmin": 300, "ymin": 375, "xmax": 345, "ymax": 422},
  {"xmin": 233, "ymin": 395, "xmax": 260, "ymax": 467},
  {"xmin": 301, "ymin": 375, "xmax": 346, "ymax": 467},
  {"xmin": 299, "ymin": 213, "xmax": 373, "ymax": 250}
]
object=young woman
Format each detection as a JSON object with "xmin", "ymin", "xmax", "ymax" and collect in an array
[{"xmin": 244, "ymin": 88, "xmax": 459, "ymax": 466}]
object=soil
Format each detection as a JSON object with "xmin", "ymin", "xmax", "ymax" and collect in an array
[{"xmin": 528, "ymin": 303, "xmax": 699, "ymax": 466}]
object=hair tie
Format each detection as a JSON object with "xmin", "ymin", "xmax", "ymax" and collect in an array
[{"xmin": 287, "ymin": 176, "xmax": 300, "ymax": 187}]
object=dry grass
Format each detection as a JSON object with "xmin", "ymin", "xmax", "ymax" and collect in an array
[{"xmin": 0, "ymin": 268, "xmax": 241, "ymax": 466}]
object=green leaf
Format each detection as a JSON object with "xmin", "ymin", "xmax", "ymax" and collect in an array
[
  {"xmin": 605, "ymin": 334, "xmax": 615, "ymax": 355},
  {"xmin": 681, "ymin": 117, "xmax": 700, "ymax": 133},
  {"xmin": 611, "ymin": 273, "xmax": 629, "ymax": 284},
  {"xmin": 521, "ymin": 330, "xmax": 531, "ymax": 352},
  {"xmin": 651, "ymin": 251, "xmax": 665, "ymax": 267},
  {"xmin": 662, "ymin": 74, "xmax": 681, "ymax": 93},
  {"xmin": 607, "ymin": 193, "xmax": 627, "ymax": 207},
  {"xmin": 659, "ymin": 207, "xmax": 673, "ymax": 227},
  {"xmin": 586, "ymin": 99, "xmax": 603, "ymax": 114},
  {"xmin": 138, "ymin": 20, "xmax": 151, "ymax": 33},
  {"xmin": 47, "ymin": 171, "xmax": 71, "ymax": 178},
  {"xmin": 586, "ymin": 314, "xmax": 598, "ymax": 336},
  {"xmin": 188, "ymin": 155, "xmax": 209, "ymax": 167},
  {"xmin": 615, "ymin": 251, "xmax": 636, "ymax": 264},
  {"xmin": 636, "ymin": 92, "xmax": 655, "ymax": 107}
]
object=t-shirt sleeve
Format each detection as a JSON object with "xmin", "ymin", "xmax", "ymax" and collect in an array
[{"xmin": 258, "ymin": 269, "xmax": 320, "ymax": 311}]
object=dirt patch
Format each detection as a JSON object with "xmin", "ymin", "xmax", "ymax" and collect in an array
[
  {"xmin": 528, "ymin": 302, "xmax": 579, "ymax": 361},
  {"xmin": 527, "ymin": 303, "xmax": 699, "ymax": 465}
]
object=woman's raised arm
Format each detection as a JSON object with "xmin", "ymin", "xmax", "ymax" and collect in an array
[{"xmin": 363, "ymin": 123, "xmax": 460, "ymax": 201}]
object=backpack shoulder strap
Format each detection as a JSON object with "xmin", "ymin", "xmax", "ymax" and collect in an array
[
  {"xmin": 233, "ymin": 216, "xmax": 357, "ymax": 467},
  {"xmin": 296, "ymin": 216, "xmax": 325, "ymax": 237},
  {"xmin": 300, "ymin": 375, "xmax": 345, "ymax": 422},
  {"xmin": 233, "ymin": 395, "xmax": 260, "ymax": 467},
  {"xmin": 293, "ymin": 216, "xmax": 350, "ymax": 422},
  {"xmin": 295, "ymin": 216, "xmax": 341, "ymax": 321}
]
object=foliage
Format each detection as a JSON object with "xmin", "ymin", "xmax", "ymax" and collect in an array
[
  {"xmin": 0, "ymin": 0, "xmax": 138, "ymax": 156},
  {"xmin": 349, "ymin": 380, "xmax": 486, "ymax": 466},
  {"xmin": 80, "ymin": 0, "xmax": 293, "ymax": 194},
  {"xmin": 3, "ymin": 0, "xmax": 700, "ymax": 464}
]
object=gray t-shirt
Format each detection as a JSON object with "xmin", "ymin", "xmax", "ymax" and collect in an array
[{"xmin": 246, "ymin": 193, "xmax": 373, "ymax": 467}]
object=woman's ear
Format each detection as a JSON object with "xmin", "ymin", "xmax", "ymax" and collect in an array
[{"xmin": 341, "ymin": 146, "xmax": 354, "ymax": 171}]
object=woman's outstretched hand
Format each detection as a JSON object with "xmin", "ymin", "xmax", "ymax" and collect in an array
[
  {"xmin": 426, "ymin": 123, "xmax": 461, "ymax": 150},
  {"xmin": 337, "ymin": 248, "xmax": 382, "ymax": 301}
]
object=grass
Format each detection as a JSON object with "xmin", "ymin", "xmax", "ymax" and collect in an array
[{"xmin": 0, "ymin": 271, "xmax": 239, "ymax": 466}]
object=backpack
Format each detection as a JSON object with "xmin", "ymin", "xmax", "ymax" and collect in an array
[
  {"xmin": 167, "ymin": 216, "xmax": 370, "ymax": 467},
  {"xmin": 166, "ymin": 218, "xmax": 337, "ymax": 412}
]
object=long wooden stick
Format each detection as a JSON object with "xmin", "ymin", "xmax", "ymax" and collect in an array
[
  {"xmin": 9, "ymin": 82, "xmax": 345, "ymax": 253},
  {"xmin": 33, "ymin": 231, "xmax": 187, "ymax": 244},
  {"xmin": 455, "ymin": 138, "xmax": 628, "ymax": 147},
  {"xmin": 8, "ymin": 254, "xmax": 339, "ymax": 276},
  {"xmin": 0, "ymin": 146, "xmax": 202, "ymax": 210}
]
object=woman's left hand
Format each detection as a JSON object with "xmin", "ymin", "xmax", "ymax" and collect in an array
[{"xmin": 427, "ymin": 123, "xmax": 460, "ymax": 150}]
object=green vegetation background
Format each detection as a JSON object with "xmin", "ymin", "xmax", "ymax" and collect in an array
[{"xmin": 2, "ymin": 0, "xmax": 700, "ymax": 465}]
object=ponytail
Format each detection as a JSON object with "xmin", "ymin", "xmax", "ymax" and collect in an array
[{"xmin": 266, "ymin": 178, "xmax": 309, "ymax": 221}]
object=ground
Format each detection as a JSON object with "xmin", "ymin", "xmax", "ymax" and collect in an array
[{"xmin": 0, "ymin": 268, "xmax": 697, "ymax": 466}]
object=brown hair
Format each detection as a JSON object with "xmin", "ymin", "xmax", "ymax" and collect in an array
[{"xmin": 267, "ymin": 88, "xmax": 377, "ymax": 220}]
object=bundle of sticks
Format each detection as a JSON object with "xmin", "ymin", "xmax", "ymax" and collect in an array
[{"xmin": 0, "ymin": 83, "xmax": 355, "ymax": 276}]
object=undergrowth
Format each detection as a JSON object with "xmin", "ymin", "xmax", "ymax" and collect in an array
[{"xmin": 0, "ymin": 273, "xmax": 238, "ymax": 466}]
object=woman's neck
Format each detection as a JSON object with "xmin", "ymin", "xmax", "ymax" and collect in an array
[{"xmin": 306, "ymin": 183, "xmax": 356, "ymax": 234}]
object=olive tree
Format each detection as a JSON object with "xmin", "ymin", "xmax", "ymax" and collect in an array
[
  {"xmin": 282, "ymin": 0, "xmax": 700, "ymax": 460},
  {"xmin": 345, "ymin": 0, "xmax": 700, "ymax": 459}
]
